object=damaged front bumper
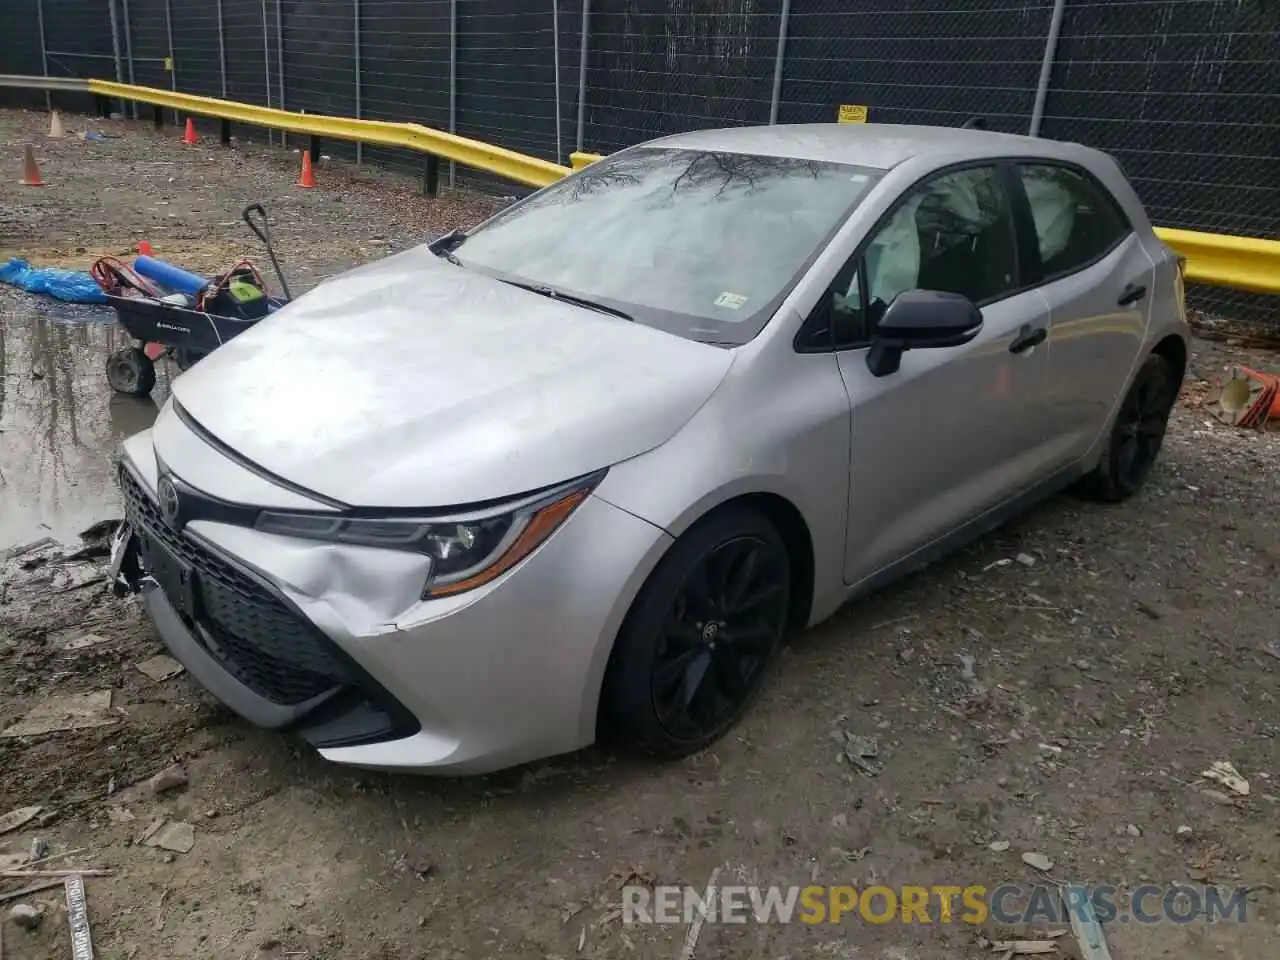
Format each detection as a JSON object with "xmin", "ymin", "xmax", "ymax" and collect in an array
[{"xmin": 109, "ymin": 489, "xmax": 421, "ymax": 752}]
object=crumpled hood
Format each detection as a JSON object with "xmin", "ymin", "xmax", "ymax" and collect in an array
[{"xmin": 169, "ymin": 245, "xmax": 734, "ymax": 507}]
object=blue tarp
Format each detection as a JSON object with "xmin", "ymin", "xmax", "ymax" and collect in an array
[{"xmin": 0, "ymin": 258, "xmax": 108, "ymax": 304}]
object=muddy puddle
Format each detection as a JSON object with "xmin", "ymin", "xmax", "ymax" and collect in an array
[{"xmin": 0, "ymin": 291, "xmax": 169, "ymax": 549}]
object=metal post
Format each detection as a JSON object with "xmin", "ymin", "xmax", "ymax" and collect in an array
[
  {"xmin": 216, "ymin": 0, "xmax": 228, "ymax": 99},
  {"xmin": 354, "ymin": 0, "xmax": 363, "ymax": 165},
  {"xmin": 574, "ymin": 0, "xmax": 589, "ymax": 153},
  {"xmin": 424, "ymin": 154, "xmax": 440, "ymax": 197},
  {"xmin": 1029, "ymin": 0, "xmax": 1066, "ymax": 137},
  {"xmin": 121, "ymin": 0, "xmax": 137, "ymax": 117},
  {"xmin": 769, "ymin": 0, "xmax": 791, "ymax": 124},
  {"xmin": 552, "ymin": 0, "xmax": 562, "ymax": 164},
  {"xmin": 276, "ymin": 0, "xmax": 287, "ymax": 148},
  {"xmin": 448, "ymin": 0, "xmax": 457, "ymax": 187},
  {"xmin": 261, "ymin": 0, "xmax": 273, "ymax": 144},
  {"xmin": 107, "ymin": 0, "xmax": 126, "ymax": 115},
  {"xmin": 35, "ymin": 0, "xmax": 50, "ymax": 112},
  {"xmin": 164, "ymin": 0, "xmax": 178, "ymax": 124}
]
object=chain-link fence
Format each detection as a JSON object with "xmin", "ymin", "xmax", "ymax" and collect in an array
[{"xmin": 2, "ymin": 0, "xmax": 1278, "ymax": 324}]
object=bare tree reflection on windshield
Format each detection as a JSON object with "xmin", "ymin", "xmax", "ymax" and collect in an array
[{"xmin": 450, "ymin": 147, "xmax": 881, "ymax": 345}]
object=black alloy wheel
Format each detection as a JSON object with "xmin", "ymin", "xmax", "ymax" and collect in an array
[
  {"xmin": 1081, "ymin": 353, "xmax": 1178, "ymax": 502},
  {"xmin": 605, "ymin": 507, "xmax": 791, "ymax": 758}
]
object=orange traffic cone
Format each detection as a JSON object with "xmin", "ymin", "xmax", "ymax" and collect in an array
[
  {"xmin": 48, "ymin": 110, "xmax": 65, "ymax": 139},
  {"xmin": 137, "ymin": 240, "xmax": 154, "ymax": 256},
  {"xmin": 19, "ymin": 144, "xmax": 44, "ymax": 186},
  {"xmin": 297, "ymin": 151, "xmax": 317, "ymax": 189},
  {"xmin": 1214, "ymin": 365, "xmax": 1280, "ymax": 428},
  {"xmin": 182, "ymin": 118, "xmax": 198, "ymax": 145}
]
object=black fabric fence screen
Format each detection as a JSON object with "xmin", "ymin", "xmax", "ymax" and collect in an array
[{"xmin": 2, "ymin": 0, "xmax": 1277, "ymax": 324}]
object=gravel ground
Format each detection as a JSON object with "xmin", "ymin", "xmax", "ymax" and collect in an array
[{"xmin": 2, "ymin": 107, "xmax": 1279, "ymax": 960}]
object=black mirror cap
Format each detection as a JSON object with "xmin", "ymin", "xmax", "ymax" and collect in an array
[{"xmin": 876, "ymin": 289, "xmax": 983, "ymax": 346}]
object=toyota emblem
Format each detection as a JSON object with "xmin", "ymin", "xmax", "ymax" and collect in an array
[{"xmin": 158, "ymin": 477, "xmax": 181, "ymax": 528}]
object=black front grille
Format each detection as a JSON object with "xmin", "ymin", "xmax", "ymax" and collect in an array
[{"xmin": 120, "ymin": 467, "xmax": 348, "ymax": 705}]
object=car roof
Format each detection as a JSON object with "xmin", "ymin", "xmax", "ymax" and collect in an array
[{"xmin": 644, "ymin": 123, "xmax": 1098, "ymax": 172}]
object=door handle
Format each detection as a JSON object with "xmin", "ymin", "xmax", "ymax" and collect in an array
[
  {"xmin": 1009, "ymin": 324, "xmax": 1047, "ymax": 354},
  {"xmin": 1117, "ymin": 282, "xmax": 1147, "ymax": 307}
]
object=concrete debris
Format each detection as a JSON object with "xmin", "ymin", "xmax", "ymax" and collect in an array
[
  {"xmin": 989, "ymin": 840, "xmax": 1011, "ymax": 852},
  {"xmin": 7, "ymin": 902, "xmax": 42, "ymax": 929},
  {"xmin": 138, "ymin": 819, "xmax": 195, "ymax": 854},
  {"xmin": 106, "ymin": 806, "xmax": 136, "ymax": 824},
  {"xmin": 63, "ymin": 634, "xmax": 109, "ymax": 651},
  {"xmin": 148, "ymin": 764, "xmax": 188, "ymax": 795},
  {"xmin": 838, "ymin": 733, "xmax": 883, "ymax": 776},
  {"xmin": 989, "ymin": 941, "xmax": 1057, "ymax": 955},
  {"xmin": 1201, "ymin": 760, "xmax": 1250, "ymax": 796},
  {"xmin": 0, "ymin": 691, "xmax": 115, "ymax": 738},
  {"xmin": 29, "ymin": 838, "xmax": 47, "ymax": 862},
  {"xmin": 1015, "ymin": 553, "xmax": 1037, "ymax": 567},
  {"xmin": 0, "ymin": 537, "xmax": 57, "ymax": 562},
  {"xmin": 0, "ymin": 806, "xmax": 42, "ymax": 835},
  {"xmin": 1176, "ymin": 825, "xmax": 1194, "ymax": 840},
  {"xmin": 1022, "ymin": 852, "xmax": 1054, "ymax": 872},
  {"xmin": 136, "ymin": 655, "xmax": 185, "ymax": 683},
  {"xmin": 1125, "ymin": 824, "xmax": 1142, "ymax": 838}
]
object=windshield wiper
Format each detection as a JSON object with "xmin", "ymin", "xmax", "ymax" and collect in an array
[
  {"xmin": 428, "ymin": 228, "xmax": 467, "ymax": 265},
  {"xmin": 498, "ymin": 279, "xmax": 634, "ymax": 323}
]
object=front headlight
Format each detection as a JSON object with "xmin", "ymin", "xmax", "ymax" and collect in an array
[{"xmin": 254, "ymin": 472, "xmax": 603, "ymax": 598}]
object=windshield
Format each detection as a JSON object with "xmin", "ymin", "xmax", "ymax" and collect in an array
[{"xmin": 450, "ymin": 147, "xmax": 883, "ymax": 344}]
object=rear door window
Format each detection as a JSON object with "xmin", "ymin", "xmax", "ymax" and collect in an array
[{"xmin": 1017, "ymin": 164, "xmax": 1132, "ymax": 279}]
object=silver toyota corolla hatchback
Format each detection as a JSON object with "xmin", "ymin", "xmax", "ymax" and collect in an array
[{"xmin": 112, "ymin": 124, "xmax": 1188, "ymax": 773}]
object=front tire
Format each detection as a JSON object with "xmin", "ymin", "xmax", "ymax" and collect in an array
[
  {"xmin": 105, "ymin": 347, "xmax": 157, "ymax": 397},
  {"xmin": 1079, "ymin": 353, "xmax": 1178, "ymax": 502},
  {"xmin": 603, "ymin": 506, "xmax": 791, "ymax": 759}
]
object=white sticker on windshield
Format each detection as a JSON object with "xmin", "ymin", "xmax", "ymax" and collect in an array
[{"xmin": 714, "ymin": 292, "xmax": 749, "ymax": 310}]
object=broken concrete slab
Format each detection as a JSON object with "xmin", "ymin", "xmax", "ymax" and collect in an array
[
  {"xmin": 138, "ymin": 819, "xmax": 195, "ymax": 854},
  {"xmin": 136, "ymin": 655, "xmax": 185, "ymax": 683},
  {"xmin": 0, "ymin": 805, "xmax": 42, "ymax": 835},
  {"xmin": 0, "ymin": 692, "xmax": 115, "ymax": 738},
  {"xmin": 1022, "ymin": 852, "xmax": 1054, "ymax": 872}
]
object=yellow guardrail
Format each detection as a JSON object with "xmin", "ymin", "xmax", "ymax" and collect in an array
[
  {"xmin": 1153, "ymin": 228, "xmax": 1280, "ymax": 296},
  {"xmin": 6, "ymin": 75, "xmax": 1279, "ymax": 295},
  {"xmin": 87, "ymin": 79, "xmax": 570, "ymax": 189},
  {"xmin": 569, "ymin": 151, "xmax": 604, "ymax": 171}
]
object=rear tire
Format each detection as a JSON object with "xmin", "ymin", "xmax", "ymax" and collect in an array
[
  {"xmin": 105, "ymin": 347, "xmax": 156, "ymax": 397},
  {"xmin": 603, "ymin": 506, "xmax": 791, "ymax": 759},
  {"xmin": 1079, "ymin": 353, "xmax": 1178, "ymax": 502}
]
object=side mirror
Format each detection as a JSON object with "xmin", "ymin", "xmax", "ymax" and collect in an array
[{"xmin": 866, "ymin": 290, "xmax": 983, "ymax": 377}]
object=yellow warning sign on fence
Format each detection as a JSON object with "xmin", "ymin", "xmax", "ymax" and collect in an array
[
  {"xmin": 837, "ymin": 104, "xmax": 868, "ymax": 124},
  {"xmin": 164, "ymin": 57, "xmax": 173, "ymax": 72}
]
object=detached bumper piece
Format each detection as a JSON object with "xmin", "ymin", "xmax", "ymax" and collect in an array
[{"xmin": 118, "ymin": 466, "xmax": 419, "ymax": 749}]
